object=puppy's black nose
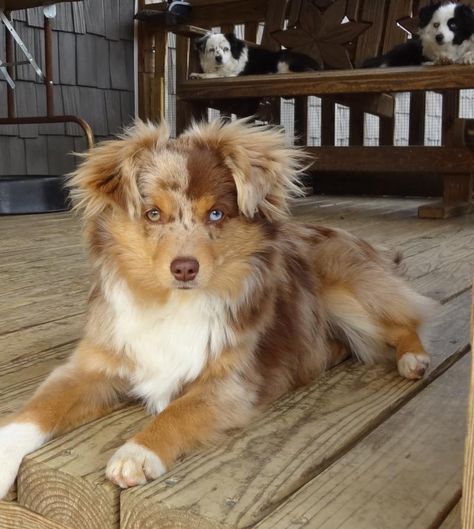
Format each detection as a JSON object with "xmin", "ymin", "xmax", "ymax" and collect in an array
[
  {"xmin": 170, "ymin": 258, "xmax": 199, "ymax": 282},
  {"xmin": 436, "ymin": 34, "xmax": 444, "ymax": 44},
  {"xmin": 215, "ymin": 55, "xmax": 223, "ymax": 63}
]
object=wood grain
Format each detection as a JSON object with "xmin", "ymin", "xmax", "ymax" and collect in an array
[
  {"xmin": 442, "ymin": 502, "xmax": 461, "ymax": 529},
  {"xmin": 253, "ymin": 355, "xmax": 470, "ymax": 529},
  {"xmin": 120, "ymin": 291, "xmax": 471, "ymax": 529},
  {"xmin": 0, "ymin": 502, "xmax": 71, "ymax": 529},
  {"xmin": 178, "ymin": 66, "xmax": 474, "ymax": 100},
  {"xmin": 18, "ymin": 406, "xmax": 149, "ymax": 529},
  {"xmin": 462, "ymin": 285, "xmax": 474, "ymax": 529}
]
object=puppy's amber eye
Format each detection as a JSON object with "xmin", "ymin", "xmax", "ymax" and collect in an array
[
  {"xmin": 433, "ymin": 22, "xmax": 440, "ymax": 28},
  {"xmin": 145, "ymin": 208, "xmax": 161, "ymax": 222},
  {"xmin": 208, "ymin": 209, "xmax": 224, "ymax": 222}
]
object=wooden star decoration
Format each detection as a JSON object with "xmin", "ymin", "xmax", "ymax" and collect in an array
[
  {"xmin": 397, "ymin": 15, "xmax": 420, "ymax": 38},
  {"xmin": 271, "ymin": 0, "xmax": 372, "ymax": 70}
]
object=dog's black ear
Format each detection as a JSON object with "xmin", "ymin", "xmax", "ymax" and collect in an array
[
  {"xmin": 194, "ymin": 34, "xmax": 209, "ymax": 52},
  {"xmin": 455, "ymin": 4, "xmax": 474, "ymax": 35},
  {"xmin": 224, "ymin": 32, "xmax": 245, "ymax": 60},
  {"xmin": 418, "ymin": 2, "xmax": 440, "ymax": 28}
]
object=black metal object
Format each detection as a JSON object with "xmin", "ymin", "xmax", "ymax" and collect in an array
[{"xmin": 0, "ymin": 175, "xmax": 69, "ymax": 214}]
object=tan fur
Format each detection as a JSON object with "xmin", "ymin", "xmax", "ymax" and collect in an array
[{"xmin": 2, "ymin": 119, "xmax": 433, "ymax": 491}]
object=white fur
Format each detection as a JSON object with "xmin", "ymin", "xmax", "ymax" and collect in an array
[
  {"xmin": 196, "ymin": 33, "xmax": 248, "ymax": 77},
  {"xmin": 397, "ymin": 352, "xmax": 430, "ymax": 380},
  {"xmin": 106, "ymin": 441, "xmax": 166, "ymax": 488},
  {"xmin": 0, "ymin": 422, "xmax": 49, "ymax": 499},
  {"xmin": 420, "ymin": 3, "xmax": 474, "ymax": 63},
  {"xmin": 105, "ymin": 279, "xmax": 234, "ymax": 413}
]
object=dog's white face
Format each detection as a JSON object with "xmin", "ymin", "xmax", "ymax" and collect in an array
[
  {"xmin": 200, "ymin": 33, "xmax": 233, "ymax": 72},
  {"xmin": 419, "ymin": 2, "xmax": 474, "ymax": 63},
  {"xmin": 421, "ymin": 4, "xmax": 458, "ymax": 47}
]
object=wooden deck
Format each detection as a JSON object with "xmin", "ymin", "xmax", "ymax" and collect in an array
[{"xmin": 0, "ymin": 196, "xmax": 471, "ymax": 529}]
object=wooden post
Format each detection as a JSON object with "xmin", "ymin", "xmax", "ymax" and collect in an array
[{"xmin": 462, "ymin": 282, "xmax": 474, "ymax": 529}]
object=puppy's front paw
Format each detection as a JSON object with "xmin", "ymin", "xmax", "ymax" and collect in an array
[
  {"xmin": 106, "ymin": 441, "xmax": 166, "ymax": 489},
  {"xmin": 435, "ymin": 55, "xmax": 454, "ymax": 65},
  {"xmin": 461, "ymin": 52, "xmax": 474, "ymax": 65},
  {"xmin": 0, "ymin": 422, "xmax": 47, "ymax": 499},
  {"xmin": 397, "ymin": 352, "xmax": 430, "ymax": 380},
  {"xmin": 189, "ymin": 72, "xmax": 203, "ymax": 79},
  {"xmin": 0, "ymin": 445, "xmax": 21, "ymax": 499}
]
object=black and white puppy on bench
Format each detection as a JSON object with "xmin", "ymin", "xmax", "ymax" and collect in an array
[
  {"xmin": 190, "ymin": 32, "xmax": 320, "ymax": 79},
  {"xmin": 363, "ymin": 2, "xmax": 474, "ymax": 67}
]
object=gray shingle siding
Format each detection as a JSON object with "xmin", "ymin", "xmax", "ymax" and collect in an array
[{"xmin": 0, "ymin": 0, "xmax": 135, "ymax": 176}]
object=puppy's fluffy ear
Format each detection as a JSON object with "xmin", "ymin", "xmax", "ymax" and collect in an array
[
  {"xmin": 195, "ymin": 34, "xmax": 209, "ymax": 52},
  {"xmin": 418, "ymin": 3, "xmax": 440, "ymax": 28},
  {"xmin": 224, "ymin": 32, "xmax": 246, "ymax": 60},
  {"xmin": 180, "ymin": 118, "xmax": 308, "ymax": 221},
  {"xmin": 68, "ymin": 120, "xmax": 169, "ymax": 219}
]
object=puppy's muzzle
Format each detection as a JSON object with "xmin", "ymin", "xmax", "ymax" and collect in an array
[
  {"xmin": 170, "ymin": 257, "xmax": 200, "ymax": 282},
  {"xmin": 436, "ymin": 34, "xmax": 444, "ymax": 44}
]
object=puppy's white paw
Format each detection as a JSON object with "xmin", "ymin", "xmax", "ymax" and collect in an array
[
  {"xmin": 189, "ymin": 72, "xmax": 203, "ymax": 79},
  {"xmin": 0, "ymin": 422, "xmax": 48, "ymax": 499},
  {"xmin": 397, "ymin": 352, "xmax": 430, "ymax": 380},
  {"xmin": 106, "ymin": 441, "xmax": 166, "ymax": 489},
  {"xmin": 461, "ymin": 52, "xmax": 474, "ymax": 65}
]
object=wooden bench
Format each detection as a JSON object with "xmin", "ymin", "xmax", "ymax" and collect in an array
[{"xmin": 138, "ymin": 0, "xmax": 474, "ymax": 218}]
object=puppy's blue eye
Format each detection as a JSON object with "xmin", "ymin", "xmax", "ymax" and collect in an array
[
  {"xmin": 208, "ymin": 209, "xmax": 224, "ymax": 222},
  {"xmin": 223, "ymin": 47, "xmax": 229, "ymax": 52},
  {"xmin": 146, "ymin": 208, "xmax": 161, "ymax": 222}
]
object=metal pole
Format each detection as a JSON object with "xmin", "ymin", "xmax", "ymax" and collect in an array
[
  {"xmin": 44, "ymin": 14, "xmax": 54, "ymax": 116},
  {"xmin": 5, "ymin": 10, "xmax": 15, "ymax": 118}
]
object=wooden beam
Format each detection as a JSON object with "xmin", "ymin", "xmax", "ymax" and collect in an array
[
  {"xmin": 0, "ymin": 502, "xmax": 71, "ymax": 529},
  {"xmin": 462, "ymin": 283, "xmax": 474, "ymax": 529},
  {"xmin": 307, "ymin": 146, "xmax": 474, "ymax": 174},
  {"xmin": 18, "ymin": 406, "xmax": 150, "ymax": 529},
  {"xmin": 253, "ymin": 355, "xmax": 470, "ymax": 529},
  {"xmin": 120, "ymin": 292, "xmax": 471, "ymax": 529},
  {"xmin": 178, "ymin": 66, "xmax": 474, "ymax": 100}
]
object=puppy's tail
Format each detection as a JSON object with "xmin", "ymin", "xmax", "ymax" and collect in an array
[{"xmin": 323, "ymin": 284, "xmax": 435, "ymax": 365}]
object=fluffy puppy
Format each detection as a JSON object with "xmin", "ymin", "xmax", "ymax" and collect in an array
[
  {"xmin": 190, "ymin": 31, "xmax": 320, "ymax": 79},
  {"xmin": 0, "ymin": 119, "xmax": 432, "ymax": 496},
  {"xmin": 363, "ymin": 2, "xmax": 474, "ymax": 67}
]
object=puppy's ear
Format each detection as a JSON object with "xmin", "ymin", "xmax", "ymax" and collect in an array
[
  {"xmin": 194, "ymin": 34, "xmax": 209, "ymax": 52},
  {"xmin": 180, "ymin": 119, "xmax": 308, "ymax": 221},
  {"xmin": 456, "ymin": 5, "xmax": 474, "ymax": 35},
  {"xmin": 418, "ymin": 3, "xmax": 440, "ymax": 28},
  {"xmin": 224, "ymin": 32, "xmax": 246, "ymax": 59},
  {"xmin": 68, "ymin": 120, "xmax": 170, "ymax": 219}
]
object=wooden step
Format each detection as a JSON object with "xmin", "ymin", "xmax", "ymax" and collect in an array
[{"xmin": 252, "ymin": 354, "xmax": 470, "ymax": 529}]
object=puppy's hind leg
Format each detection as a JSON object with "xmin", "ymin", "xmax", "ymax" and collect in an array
[{"xmin": 385, "ymin": 325, "xmax": 430, "ymax": 380}]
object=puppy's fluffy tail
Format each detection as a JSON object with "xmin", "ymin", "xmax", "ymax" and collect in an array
[{"xmin": 323, "ymin": 284, "xmax": 435, "ymax": 365}]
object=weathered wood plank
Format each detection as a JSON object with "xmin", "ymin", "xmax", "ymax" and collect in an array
[
  {"xmin": 441, "ymin": 501, "xmax": 461, "ymax": 529},
  {"xmin": 178, "ymin": 65, "xmax": 474, "ymax": 100},
  {"xmin": 120, "ymin": 291, "xmax": 471, "ymax": 529},
  {"xmin": 18, "ymin": 406, "xmax": 150, "ymax": 529},
  {"xmin": 0, "ymin": 502, "xmax": 71, "ymax": 529},
  {"xmin": 462, "ymin": 284, "xmax": 474, "ymax": 529},
  {"xmin": 254, "ymin": 354, "xmax": 470, "ymax": 529}
]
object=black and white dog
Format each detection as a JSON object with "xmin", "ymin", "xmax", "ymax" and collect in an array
[
  {"xmin": 363, "ymin": 2, "xmax": 474, "ymax": 67},
  {"xmin": 190, "ymin": 32, "xmax": 320, "ymax": 79}
]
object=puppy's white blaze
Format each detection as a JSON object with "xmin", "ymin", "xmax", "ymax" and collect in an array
[
  {"xmin": 0, "ymin": 422, "xmax": 49, "ymax": 499},
  {"xmin": 106, "ymin": 280, "xmax": 231, "ymax": 413},
  {"xmin": 106, "ymin": 441, "xmax": 166, "ymax": 488}
]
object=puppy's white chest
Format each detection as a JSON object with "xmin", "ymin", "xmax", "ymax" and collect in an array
[{"xmin": 108, "ymin": 283, "xmax": 230, "ymax": 412}]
